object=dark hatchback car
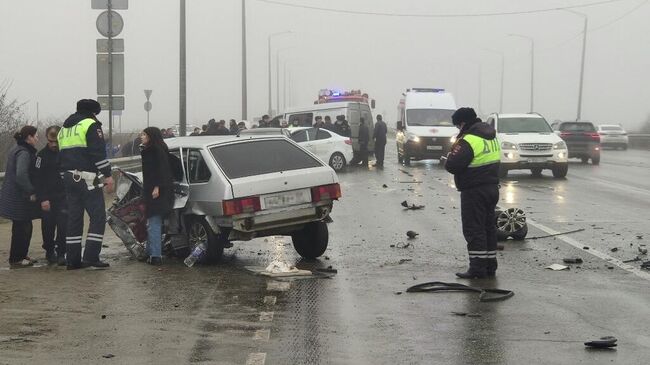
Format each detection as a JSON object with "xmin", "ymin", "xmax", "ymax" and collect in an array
[{"xmin": 551, "ymin": 121, "xmax": 601, "ymax": 165}]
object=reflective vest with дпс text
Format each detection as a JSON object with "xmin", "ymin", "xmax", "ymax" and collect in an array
[
  {"xmin": 462, "ymin": 134, "xmax": 501, "ymax": 168},
  {"xmin": 57, "ymin": 118, "xmax": 95, "ymax": 150}
]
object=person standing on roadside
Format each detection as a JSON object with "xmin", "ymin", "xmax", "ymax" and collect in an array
[
  {"xmin": 58, "ymin": 99, "xmax": 114, "ymax": 270},
  {"xmin": 444, "ymin": 107, "xmax": 501, "ymax": 279},
  {"xmin": 0, "ymin": 126, "xmax": 40, "ymax": 267},
  {"xmin": 358, "ymin": 118, "xmax": 370, "ymax": 166},
  {"xmin": 139, "ymin": 127, "xmax": 174, "ymax": 266},
  {"xmin": 373, "ymin": 115, "xmax": 387, "ymax": 168},
  {"xmin": 35, "ymin": 126, "xmax": 67, "ymax": 266},
  {"xmin": 229, "ymin": 119, "xmax": 239, "ymax": 134}
]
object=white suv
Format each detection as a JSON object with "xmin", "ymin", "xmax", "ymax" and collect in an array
[{"xmin": 486, "ymin": 113, "xmax": 569, "ymax": 178}]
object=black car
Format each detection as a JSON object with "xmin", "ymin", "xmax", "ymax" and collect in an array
[{"xmin": 552, "ymin": 121, "xmax": 601, "ymax": 165}]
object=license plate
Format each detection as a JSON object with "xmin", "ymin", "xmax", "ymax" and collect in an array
[
  {"xmin": 426, "ymin": 145, "xmax": 443, "ymax": 151},
  {"xmin": 263, "ymin": 189, "xmax": 311, "ymax": 209},
  {"xmin": 527, "ymin": 157, "xmax": 546, "ymax": 163}
]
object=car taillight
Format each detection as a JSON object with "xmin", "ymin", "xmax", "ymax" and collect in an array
[
  {"xmin": 345, "ymin": 139, "xmax": 352, "ymax": 145},
  {"xmin": 311, "ymin": 183, "xmax": 342, "ymax": 202},
  {"xmin": 222, "ymin": 196, "xmax": 261, "ymax": 216},
  {"xmin": 560, "ymin": 132, "xmax": 572, "ymax": 138},
  {"xmin": 584, "ymin": 132, "xmax": 600, "ymax": 141}
]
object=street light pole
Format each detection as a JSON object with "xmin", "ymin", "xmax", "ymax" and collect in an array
[
  {"xmin": 241, "ymin": 0, "xmax": 248, "ymax": 120},
  {"xmin": 509, "ymin": 34, "xmax": 535, "ymax": 112},
  {"xmin": 276, "ymin": 47, "xmax": 293, "ymax": 115},
  {"xmin": 179, "ymin": 0, "xmax": 187, "ymax": 136},
  {"xmin": 482, "ymin": 48, "xmax": 505, "ymax": 113},
  {"xmin": 267, "ymin": 31, "xmax": 292, "ymax": 115},
  {"xmin": 562, "ymin": 9, "xmax": 588, "ymax": 121}
]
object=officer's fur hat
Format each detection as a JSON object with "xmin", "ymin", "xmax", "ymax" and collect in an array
[
  {"xmin": 77, "ymin": 99, "xmax": 101, "ymax": 115},
  {"xmin": 451, "ymin": 107, "xmax": 478, "ymax": 126}
]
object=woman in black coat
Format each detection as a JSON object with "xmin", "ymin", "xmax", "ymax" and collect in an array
[
  {"xmin": 140, "ymin": 127, "xmax": 174, "ymax": 265},
  {"xmin": 0, "ymin": 126, "xmax": 40, "ymax": 267}
]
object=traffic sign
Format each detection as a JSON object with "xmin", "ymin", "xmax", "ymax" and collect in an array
[
  {"xmin": 97, "ymin": 38, "xmax": 124, "ymax": 53},
  {"xmin": 144, "ymin": 101, "xmax": 152, "ymax": 112},
  {"xmin": 98, "ymin": 96, "xmax": 125, "ymax": 111},
  {"xmin": 144, "ymin": 89, "xmax": 152, "ymax": 100},
  {"xmin": 97, "ymin": 54, "xmax": 124, "ymax": 95},
  {"xmin": 96, "ymin": 10, "xmax": 124, "ymax": 37},
  {"xmin": 92, "ymin": 0, "xmax": 129, "ymax": 10}
]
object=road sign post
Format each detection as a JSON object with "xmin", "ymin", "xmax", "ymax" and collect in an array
[{"xmin": 144, "ymin": 89, "xmax": 152, "ymax": 127}]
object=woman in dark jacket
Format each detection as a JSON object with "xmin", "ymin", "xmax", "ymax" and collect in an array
[
  {"xmin": 140, "ymin": 127, "xmax": 174, "ymax": 265},
  {"xmin": 0, "ymin": 126, "xmax": 40, "ymax": 267}
]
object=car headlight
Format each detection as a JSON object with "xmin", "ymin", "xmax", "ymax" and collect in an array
[
  {"xmin": 407, "ymin": 133, "xmax": 420, "ymax": 142},
  {"xmin": 553, "ymin": 141, "xmax": 567, "ymax": 150},
  {"xmin": 450, "ymin": 135, "xmax": 457, "ymax": 144},
  {"xmin": 501, "ymin": 141, "xmax": 518, "ymax": 150}
]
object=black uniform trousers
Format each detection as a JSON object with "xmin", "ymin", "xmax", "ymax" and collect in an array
[
  {"xmin": 375, "ymin": 142, "xmax": 386, "ymax": 166},
  {"xmin": 9, "ymin": 220, "xmax": 33, "ymax": 263},
  {"xmin": 359, "ymin": 142, "xmax": 369, "ymax": 166},
  {"xmin": 41, "ymin": 198, "xmax": 67, "ymax": 256},
  {"xmin": 63, "ymin": 173, "xmax": 106, "ymax": 265},
  {"xmin": 460, "ymin": 184, "xmax": 499, "ymax": 274}
]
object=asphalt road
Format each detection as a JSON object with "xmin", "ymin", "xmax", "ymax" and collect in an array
[{"xmin": 1, "ymin": 142, "xmax": 650, "ymax": 364}]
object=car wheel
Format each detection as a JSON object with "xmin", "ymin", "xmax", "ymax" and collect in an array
[
  {"xmin": 591, "ymin": 155, "xmax": 600, "ymax": 165},
  {"xmin": 581, "ymin": 157, "xmax": 589, "ymax": 164},
  {"xmin": 188, "ymin": 216, "xmax": 224, "ymax": 264},
  {"xmin": 329, "ymin": 152, "xmax": 346, "ymax": 172},
  {"xmin": 510, "ymin": 224, "xmax": 529, "ymax": 240},
  {"xmin": 291, "ymin": 221, "xmax": 328, "ymax": 259},
  {"xmin": 552, "ymin": 163, "xmax": 568, "ymax": 178},
  {"xmin": 531, "ymin": 168, "xmax": 543, "ymax": 177},
  {"xmin": 495, "ymin": 208, "xmax": 527, "ymax": 241}
]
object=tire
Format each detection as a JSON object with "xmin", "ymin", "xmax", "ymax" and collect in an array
[
  {"xmin": 291, "ymin": 221, "xmax": 328, "ymax": 259},
  {"xmin": 498, "ymin": 166, "xmax": 508, "ymax": 179},
  {"xmin": 591, "ymin": 155, "xmax": 600, "ymax": 165},
  {"xmin": 531, "ymin": 168, "xmax": 543, "ymax": 177},
  {"xmin": 511, "ymin": 224, "xmax": 529, "ymax": 240},
  {"xmin": 329, "ymin": 152, "xmax": 346, "ymax": 172},
  {"xmin": 188, "ymin": 216, "xmax": 225, "ymax": 264},
  {"xmin": 552, "ymin": 163, "xmax": 568, "ymax": 178},
  {"xmin": 495, "ymin": 208, "xmax": 527, "ymax": 241},
  {"xmin": 581, "ymin": 157, "xmax": 589, "ymax": 164}
]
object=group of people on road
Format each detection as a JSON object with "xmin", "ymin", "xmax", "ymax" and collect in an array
[{"xmin": 0, "ymin": 98, "xmax": 177, "ymax": 269}]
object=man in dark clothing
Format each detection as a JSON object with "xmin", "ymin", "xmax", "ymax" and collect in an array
[
  {"xmin": 215, "ymin": 120, "xmax": 230, "ymax": 135},
  {"xmin": 58, "ymin": 99, "xmax": 114, "ymax": 269},
  {"xmin": 259, "ymin": 115, "xmax": 271, "ymax": 128},
  {"xmin": 314, "ymin": 116, "xmax": 324, "ymax": 128},
  {"xmin": 323, "ymin": 116, "xmax": 334, "ymax": 131},
  {"xmin": 358, "ymin": 118, "xmax": 370, "ymax": 166},
  {"xmin": 373, "ymin": 114, "xmax": 388, "ymax": 167},
  {"xmin": 444, "ymin": 107, "xmax": 501, "ymax": 279},
  {"xmin": 229, "ymin": 119, "xmax": 238, "ymax": 134},
  {"xmin": 35, "ymin": 126, "xmax": 67, "ymax": 265},
  {"xmin": 200, "ymin": 124, "xmax": 208, "ymax": 135},
  {"xmin": 205, "ymin": 119, "xmax": 219, "ymax": 135},
  {"xmin": 190, "ymin": 127, "xmax": 201, "ymax": 136}
]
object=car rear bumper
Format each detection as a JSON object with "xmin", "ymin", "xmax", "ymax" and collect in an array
[{"xmin": 228, "ymin": 201, "xmax": 333, "ymax": 235}]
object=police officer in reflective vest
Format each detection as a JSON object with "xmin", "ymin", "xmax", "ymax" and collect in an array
[
  {"xmin": 57, "ymin": 99, "xmax": 114, "ymax": 269},
  {"xmin": 445, "ymin": 107, "xmax": 501, "ymax": 279}
]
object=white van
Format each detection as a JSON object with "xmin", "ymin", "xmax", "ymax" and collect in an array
[
  {"xmin": 486, "ymin": 113, "xmax": 569, "ymax": 178},
  {"xmin": 283, "ymin": 91, "xmax": 375, "ymax": 160},
  {"xmin": 395, "ymin": 88, "xmax": 457, "ymax": 165}
]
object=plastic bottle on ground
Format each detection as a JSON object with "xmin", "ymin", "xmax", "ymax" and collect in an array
[{"xmin": 184, "ymin": 243, "xmax": 207, "ymax": 267}]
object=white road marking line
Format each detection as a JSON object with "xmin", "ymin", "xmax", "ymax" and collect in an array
[
  {"xmin": 246, "ymin": 352, "xmax": 266, "ymax": 365},
  {"xmin": 259, "ymin": 311, "xmax": 274, "ymax": 322},
  {"xmin": 574, "ymin": 175, "xmax": 650, "ymax": 198},
  {"xmin": 263, "ymin": 296, "xmax": 276, "ymax": 306},
  {"xmin": 527, "ymin": 218, "xmax": 650, "ymax": 281},
  {"xmin": 266, "ymin": 281, "xmax": 291, "ymax": 291},
  {"xmin": 253, "ymin": 329, "xmax": 271, "ymax": 341}
]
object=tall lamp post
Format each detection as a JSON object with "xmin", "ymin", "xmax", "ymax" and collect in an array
[
  {"xmin": 241, "ymin": 0, "xmax": 248, "ymax": 120},
  {"xmin": 509, "ymin": 33, "xmax": 535, "ymax": 112},
  {"xmin": 562, "ymin": 9, "xmax": 588, "ymax": 121},
  {"xmin": 276, "ymin": 47, "xmax": 294, "ymax": 115},
  {"xmin": 482, "ymin": 48, "xmax": 505, "ymax": 113},
  {"xmin": 267, "ymin": 31, "xmax": 292, "ymax": 115}
]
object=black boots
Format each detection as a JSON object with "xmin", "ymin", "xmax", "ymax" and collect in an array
[{"xmin": 455, "ymin": 270, "xmax": 488, "ymax": 279}]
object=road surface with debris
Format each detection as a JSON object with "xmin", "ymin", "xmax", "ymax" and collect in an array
[{"xmin": 1, "ymin": 144, "xmax": 649, "ymax": 364}]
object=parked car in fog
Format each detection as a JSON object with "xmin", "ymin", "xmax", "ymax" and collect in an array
[
  {"xmin": 551, "ymin": 121, "xmax": 601, "ymax": 165},
  {"xmin": 288, "ymin": 127, "xmax": 354, "ymax": 172},
  {"xmin": 108, "ymin": 135, "xmax": 341, "ymax": 263},
  {"xmin": 597, "ymin": 124, "xmax": 628, "ymax": 150}
]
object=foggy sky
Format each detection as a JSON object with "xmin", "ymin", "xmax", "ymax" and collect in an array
[{"xmin": 1, "ymin": 0, "xmax": 649, "ymax": 132}]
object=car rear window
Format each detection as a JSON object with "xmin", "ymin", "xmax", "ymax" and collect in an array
[
  {"xmin": 210, "ymin": 139, "xmax": 323, "ymax": 179},
  {"xmin": 601, "ymin": 126, "xmax": 623, "ymax": 131},
  {"xmin": 560, "ymin": 122, "xmax": 596, "ymax": 132}
]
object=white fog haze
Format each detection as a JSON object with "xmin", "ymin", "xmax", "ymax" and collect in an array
[{"xmin": 1, "ymin": 0, "xmax": 648, "ymax": 130}]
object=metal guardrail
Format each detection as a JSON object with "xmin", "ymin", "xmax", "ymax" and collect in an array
[
  {"xmin": 628, "ymin": 134, "xmax": 650, "ymax": 150},
  {"xmin": 0, "ymin": 155, "xmax": 142, "ymax": 183}
]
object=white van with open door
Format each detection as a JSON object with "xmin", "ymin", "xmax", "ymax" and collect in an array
[{"xmin": 395, "ymin": 88, "xmax": 457, "ymax": 165}]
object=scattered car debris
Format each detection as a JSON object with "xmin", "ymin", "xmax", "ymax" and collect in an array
[
  {"xmin": 315, "ymin": 267, "xmax": 338, "ymax": 274},
  {"xmin": 406, "ymin": 230, "xmax": 419, "ymax": 239},
  {"xmin": 399, "ymin": 181, "xmax": 422, "ymax": 184},
  {"xmin": 638, "ymin": 244, "xmax": 648, "ymax": 255},
  {"xmin": 637, "ymin": 235, "xmax": 643, "ymax": 240},
  {"xmin": 407, "ymin": 281, "xmax": 514, "ymax": 302},
  {"xmin": 583, "ymin": 246, "xmax": 590, "ymax": 250},
  {"xmin": 102, "ymin": 354, "xmax": 116, "ymax": 359},
  {"xmin": 610, "ymin": 247, "xmax": 619, "ymax": 252},
  {"xmin": 401, "ymin": 200, "xmax": 425, "ymax": 210},
  {"xmin": 546, "ymin": 264, "xmax": 570, "ymax": 271},
  {"xmin": 259, "ymin": 260, "xmax": 312, "ymax": 277},
  {"xmin": 607, "ymin": 266, "xmax": 614, "ymax": 270},
  {"xmin": 398, "ymin": 259, "xmax": 412, "ymax": 265},
  {"xmin": 394, "ymin": 291, "xmax": 403, "ymax": 295},
  {"xmin": 563, "ymin": 257, "xmax": 583, "ymax": 264},
  {"xmin": 101, "ymin": 315, "xmax": 107, "ymax": 319},
  {"xmin": 622, "ymin": 256, "xmax": 641, "ymax": 263},
  {"xmin": 526, "ymin": 228, "xmax": 585, "ymax": 240},
  {"xmin": 641, "ymin": 261, "xmax": 650, "ymax": 270},
  {"xmin": 394, "ymin": 242, "xmax": 412, "ymax": 249},
  {"xmin": 584, "ymin": 336, "xmax": 617, "ymax": 348},
  {"xmin": 451, "ymin": 311, "xmax": 467, "ymax": 316},
  {"xmin": 382, "ymin": 184, "xmax": 388, "ymax": 188}
]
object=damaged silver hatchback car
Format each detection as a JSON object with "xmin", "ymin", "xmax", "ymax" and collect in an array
[{"xmin": 107, "ymin": 135, "xmax": 341, "ymax": 263}]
